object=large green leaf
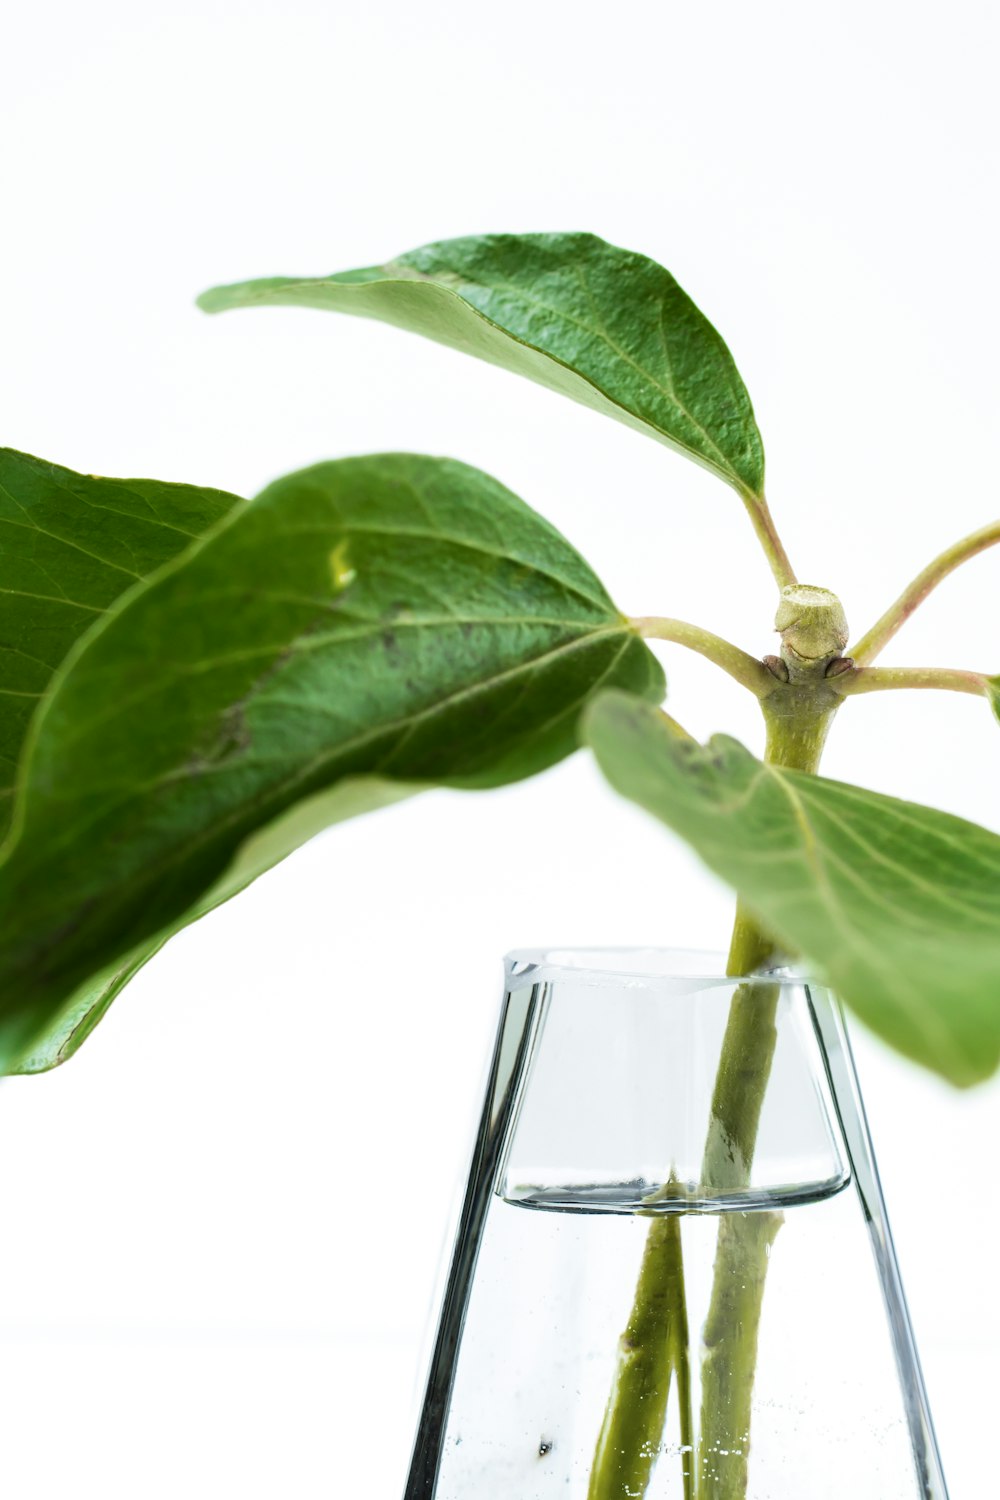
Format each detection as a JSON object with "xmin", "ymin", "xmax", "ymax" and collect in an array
[
  {"xmin": 0, "ymin": 448, "xmax": 240, "ymax": 844},
  {"xmin": 585, "ymin": 691, "xmax": 1000, "ymax": 1086},
  {"xmin": 198, "ymin": 233, "xmax": 765, "ymax": 498},
  {"xmin": 0, "ymin": 454, "xmax": 663, "ymax": 1071},
  {"xmin": 9, "ymin": 775, "xmax": 419, "ymax": 1074}
]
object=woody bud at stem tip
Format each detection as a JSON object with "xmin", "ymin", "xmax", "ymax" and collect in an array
[{"xmin": 774, "ymin": 585, "xmax": 848, "ymax": 681}]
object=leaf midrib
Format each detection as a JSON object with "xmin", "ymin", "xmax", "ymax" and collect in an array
[
  {"xmin": 400, "ymin": 255, "xmax": 747, "ymax": 489},
  {"xmin": 1, "ymin": 624, "xmax": 630, "ymax": 888},
  {"xmin": 748, "ymin": 764, "xmax": 979, "ymax": 1071},
  {"xmin": 46, "ymin": 611, "xmax": 618, "ymax": 758},
  {"xmin": 0, "ymin": 465, "xmax": 218, "ymax": 542},
  {"xmin": 243, "ymin": 269, "xmax": 751, "ymax": 493},
  {"xmin": 649, "ymin": 742, "xmax": 976, "ymax": 1072},
  {"xmin": 796, "ymin": 788, "xmax": 1000, "ymax": 926}
]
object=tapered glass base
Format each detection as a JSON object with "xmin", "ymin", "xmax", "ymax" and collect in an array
[{"xmin": 406, "ymin": 949, "xmax": 948, "ymax": 1500}]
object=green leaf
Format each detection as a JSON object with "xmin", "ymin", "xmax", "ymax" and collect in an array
[
  {"xmin": 0, "ymin": 447, "xmax": 240, "ymax": 844},
  {"xmin": 198, "ymin": 233, "xmax": 765, "ymax": 498},
  {"xmin": 0, "ymin": 454, "xmax": 663, "ymax": 1072},
  {"xmin": 9, "ymin": 774, "xmax": 419, "ymax": 1074},
  {"xmin": 585, "ymin": 691, "xmax": 1000, "ymax": 1087}
]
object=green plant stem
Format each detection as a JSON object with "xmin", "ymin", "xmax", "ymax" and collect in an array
[
  {"xmin": 739, "ymin": 491, "xmax": 798, "ymax": 591},
  {"xmin": 833, "ymin": 664, "xmax": 989, "ymax": 697},
  {"xmin": 631, "ymin": 617, "xmax": 775, "ymax": 697},
  {"xmin": 585, "ymin": 611, "xmax": 840, "ymax": 1500},
  {"xmin": 698, "ymin": 1209, "xmax": 783, "ymax": 1497},
  {"xmin": 695, "ymin": 702, "xmax": 833, "ymax": 1500},
  {"xmin": 674, "ymin": 1275, "xmax": 696, "ymax": 1500},
  {"xmin": 586, "ymin": 1211, "xmax": 693, "ymax": 1500},
  {"xmin": 695, "ymin": 915, "xmax": 782, "ymax": 1500},
  {"xmin": 702, "ymin": 910, "xmax": 781, "ymax": 1194},
  {"xmin": 851, "ymin": 517, "xmax": 1000, "ymax": 665}
]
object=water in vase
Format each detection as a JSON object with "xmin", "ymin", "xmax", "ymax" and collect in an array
[{"xmin": 405, "ymin": 951, "xmax": 948, "ymax": 1500}]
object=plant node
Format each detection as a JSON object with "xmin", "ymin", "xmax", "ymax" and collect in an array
[{"xmin": 774, "ymin": 585, "xmax": 848, "ymax": 679}]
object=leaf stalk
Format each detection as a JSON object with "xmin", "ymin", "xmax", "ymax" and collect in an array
[
  {"xmin": 632, "ymin": 617, "xmax": 775, "ymax": 698},
  {"xmin": 739, "ymin": 492, "xmax": 797, "ymax": 592},
  {"xmin": 851, "ymin": 518, "xmax": 1000, "ymax": 665},
  {"xmin": 833, "ymin": 665, "xmax": 990, "ymax": 698}
]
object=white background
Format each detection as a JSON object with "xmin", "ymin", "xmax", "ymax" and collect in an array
[{"xmin": 2, "ymin": 2, "xmax": 998, "ymax": 1494}]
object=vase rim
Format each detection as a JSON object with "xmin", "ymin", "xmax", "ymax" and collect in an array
[{"xmin": 504, "ymin": 945, "xmax": 817, "ymax": 991}]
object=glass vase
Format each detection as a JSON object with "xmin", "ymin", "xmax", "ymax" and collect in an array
[{"xmin": 404, "ymin": 948, "xmax": 949, "ymax": 1500}]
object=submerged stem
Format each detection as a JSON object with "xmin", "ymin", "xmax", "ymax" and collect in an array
[
  {"xmin": 698, "ymin": 1210, "xmax": 783, "ymax": 1499},
  {"xmin": 586, "ymin": 1208, "xmax": 692, "ymax": 1500},
  {"xmin": 674, "ymin": 1285, "xmax": 696, "ymax": 1500},
  {"xmin": 696, "ymin": 915, "xmax": 783, "ymax": 1500}
]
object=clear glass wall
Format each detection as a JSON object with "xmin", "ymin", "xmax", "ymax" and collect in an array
[{"xmin": 406, "ymin": 950, "xmax": 948, "ymax": 1500}]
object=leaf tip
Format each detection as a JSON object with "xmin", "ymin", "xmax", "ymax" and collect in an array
[{"xmin": 195, "ymin": 285, "xmax": 230, "ymax": 315}]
